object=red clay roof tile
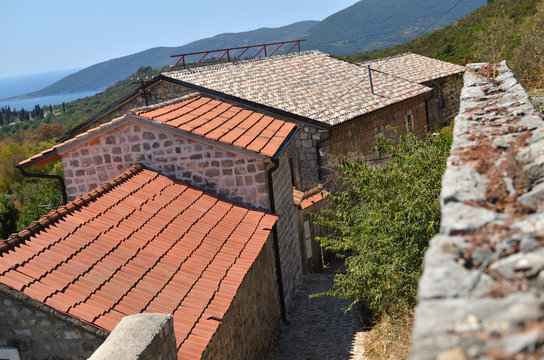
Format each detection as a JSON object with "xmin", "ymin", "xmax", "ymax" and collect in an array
[
  {"xmin": 0, "ymin": 165, "xmax": 277, "ymax": 359},
  {"xmin": 132, "ymin": 94, "xmax": 295, "ymax": 158}
]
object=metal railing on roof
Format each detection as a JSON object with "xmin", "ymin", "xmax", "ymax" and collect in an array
[{"xmin": 168, "ymin": 39, "xmax": 305, "ymax": 72}]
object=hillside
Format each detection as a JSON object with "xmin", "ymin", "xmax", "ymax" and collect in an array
[
  {"xmin": 22, "ymin": 21, "xmax": 317, "ymax": 98},
  {"xmin": 304, "ymin": 0, "xmax": 486, "ymax": 55},
  {"xmin": 340, "ymin": 0, "xmax": 544, "ymax": 90},
  {"xmin": 16, "ymin": 0, "xmax": 490, "ymax": 99}
]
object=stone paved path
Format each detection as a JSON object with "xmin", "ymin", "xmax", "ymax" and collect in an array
[{"xmin": 275, "ymin": 271, "xmax": 368, "ymax": 360}]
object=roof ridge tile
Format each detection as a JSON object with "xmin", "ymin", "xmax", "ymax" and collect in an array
[
  {"xmin": 168, "ymin": 50, "xmax": 323, "ymax": 77},
  {"xmin": 0, "ymin": 164, "xmax": 145, "ymax": 255}
]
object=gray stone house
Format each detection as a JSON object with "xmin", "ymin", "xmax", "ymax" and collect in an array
[{"xmin": 59, "ymin": 51, "xmax": 460, "ymax": 192}]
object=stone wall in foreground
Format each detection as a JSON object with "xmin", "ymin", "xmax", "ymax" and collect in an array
[
  {"xmin": 89, "ymin": 313, "xmax": 177, "ymax": 360},
  {"xmin": 410, "ymin": 62, "xmax": 544, "ymax": 359}
]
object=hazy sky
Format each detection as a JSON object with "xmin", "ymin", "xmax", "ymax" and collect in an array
[{"xmin": 0, "ymin": 0, "xmax": 357, "ymax": 79}]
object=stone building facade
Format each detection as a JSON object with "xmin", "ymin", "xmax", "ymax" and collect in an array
[
  {"xmin": 423, "ymin": 77, "xmax": 462, "ymax": 131},
  {"xmin": 293, "ymin": 187, "xmax": 331, "ymax": 274},
  {"xmin": 0, "ymin": 285, "xmax": 106, "ymax": 360},
  {"xmin": 327, "ymin": 95, "xmax": 429, "ymax": 160},
  {"xmin": 21, "ymin": 93, "xmax": 303, "ymax": 312},
  {"xmin": 62, "ymin": 119, "xmax": 270, "ymax": 209}
]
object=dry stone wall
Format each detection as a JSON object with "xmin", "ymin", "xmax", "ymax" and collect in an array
[
  {"xmin": 0, "ymin": 286, "xmax": 106, "ymax": 359},
  {"xmin": 62, "ymin": 121, "xmax": 269, "ymax": 210},
  {"xmin": 411, "ymin": 62, "xmax": 544, "ymax": 359},
  {"xmin": 89, "ymin": 313, "xmax": 177, "ymax": 360}
]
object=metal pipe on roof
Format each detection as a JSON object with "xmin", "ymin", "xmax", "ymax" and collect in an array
[
  {"xmin": 368, "ymin": 65, "xmax": 375, "ymax": 95},
  {"xmin": 17, "ymin": 165, "xmax": 68, "ymax": 205},
  {"xmin": 267, "ymin": 158, "xmax": 289, "ymax": 324}
]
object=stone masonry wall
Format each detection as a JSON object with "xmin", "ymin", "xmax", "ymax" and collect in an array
[
  {"xmin": 202, "ymin": 234, "xmax": 282, "ymax": 360},
  {"xmin": 89, "ymin": 314, "xmax": 177, "ymax": 360},
  {"xmin": 328, "ymin": 96, "xmax": 428, "ymax": 162},
  {"xmin": 61, "ymin": 121, "xmax": 269, "ymax": 210},
  {"xmin": 289, "ymin": 125, "xmax": 328, "ymax": 191},
  {"xmin": 424, "ymin": 75, "xmax": 463, "ymax": 131},
  {"xmin": 410, "ymin": 62, "xmax": 544, "ymax": 359},
  {"xmin": 272, "ymin": 152, "xmax": 303, "ymax": 309},
  {"xmin": 0, "ymin": 286, "xmax": 106, "ymax": 359}
]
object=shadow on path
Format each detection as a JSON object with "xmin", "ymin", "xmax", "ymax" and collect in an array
[{"xmin": 275, "ymin": 267, "xmax": 365, "ymax": 360}]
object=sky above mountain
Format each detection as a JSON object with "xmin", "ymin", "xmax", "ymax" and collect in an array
[{"xmin": 0, "ymin": 0, "xmax": 357, "ymax": 79}]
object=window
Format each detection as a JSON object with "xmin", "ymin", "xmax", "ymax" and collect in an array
[{"xmin": 406, "ymin": 113, "xmax": 414, "ymax": 133}]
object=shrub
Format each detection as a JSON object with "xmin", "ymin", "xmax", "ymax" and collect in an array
[{"xmin": 314, "ymin": 128, "xmax": 452, "ymax": 318}]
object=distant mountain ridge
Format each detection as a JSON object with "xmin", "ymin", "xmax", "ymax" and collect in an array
[
  {"xmin": 18, "ymin": 21, "xmax": 318, "ymax": 99},
  {"xmin": 303, "ymin": 0, "xmax": 487, "ymax": 55},
  {"xmin": 13, "ymin": 0, "xmax": 488, "ymax": 99}
]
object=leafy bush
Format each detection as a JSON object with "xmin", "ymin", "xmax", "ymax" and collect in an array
[
  {"xmin": 314, "ymin": 128, "xmax": 452, "ymax": 318},
  {"xmin": 0, "ymin": 194, "xmax": 19, "ymax": 239}
]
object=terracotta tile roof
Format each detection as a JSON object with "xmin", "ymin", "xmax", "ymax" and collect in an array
[
  {"xmin": 19, "ymin": 93, "xmax": 296, "ymax": 169},
  {"xmin": 166, "ymin": 51, "xmax": 432, "ymax": 126},
  {"xmin": 293, "ymin": 186, "xmax": 329, "ymax": 210},
  {"xmin": 361, "ymin": 53, "xmax": 466, "ymax": 84},
  {"xmin": 0, "ymin": 165, "xmax": 277, "ymax": 359},
  {"xmin": 131, "ymin": 93, "xmax": 296, "ymax": 158}
]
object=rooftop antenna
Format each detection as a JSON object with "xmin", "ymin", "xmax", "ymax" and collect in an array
[{"xmin": 367, "ymin": 65, "xmax": 375, "ymax": 95}]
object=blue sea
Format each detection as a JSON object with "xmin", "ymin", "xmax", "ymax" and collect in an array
[
  {"xmin": 0, "ymin": 69, "xmax": 103, "ymax": 111},
  {"xmin": 0, "ymin": 89, "xmax": 104, "ymax": 111}
]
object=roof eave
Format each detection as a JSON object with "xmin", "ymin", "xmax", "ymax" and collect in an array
[
  {"xmin": 331, "ymin": 90, "xmax": 433, "ymax": 129},
  {"xmin": 57, "ymin": 77, "xmax": 163, "ymax": 142},
  {"xmin": 272, "ymin": 125, "xmax": 298, "ymax": 160}
]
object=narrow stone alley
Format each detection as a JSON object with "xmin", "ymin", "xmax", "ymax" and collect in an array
[{"xmin": 275, "ymin": 268, "xmax": 368, "ymax": 360}]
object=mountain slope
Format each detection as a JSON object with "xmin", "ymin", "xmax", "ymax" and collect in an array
[
  {"xmin": 339, "ymin": 0, "xmax": 543, "ymax": 90},
  {"xmin": 24, "ymin": 21, "xmax": 317, "ymax": 98},
  {"xmin": 304, "ymin": 0, "xmax": 486, "ymax": 55}
]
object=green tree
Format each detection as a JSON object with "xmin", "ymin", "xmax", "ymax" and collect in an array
[
  {"xmin": 314, "ymin": 128, "xmax": 452, "ymax": 318},
  {"xmin": 136, "ymin": 65, "xmax": 152, "ymax": 75},
  {"xmin": 0, "ymin": 194, "xmax": 19, "ymax": 239}
]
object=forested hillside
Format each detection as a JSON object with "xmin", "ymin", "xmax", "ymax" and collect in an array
[
  {"xmin": 303, "ymin": 0, "xmax": 485, "ymax": 55},
  {"xmin": 341, "ymin": 0, "xmax": 544, "ymax": 89}
]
